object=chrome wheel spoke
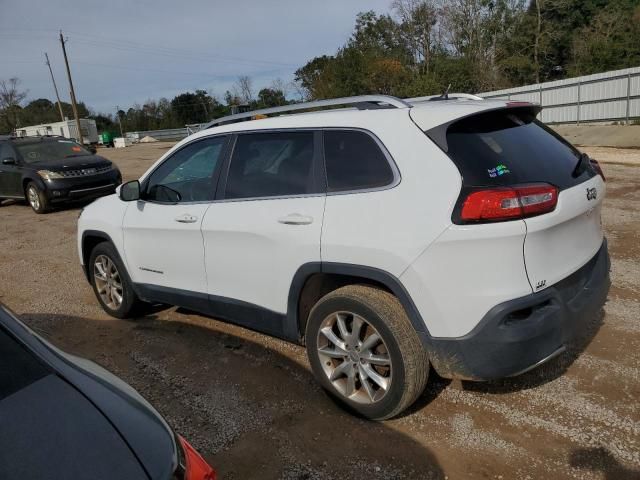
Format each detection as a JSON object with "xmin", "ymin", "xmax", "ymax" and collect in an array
[
  {"xmin": 363, "ymin": 364, "xmax": 389, "ymax": 391},
  {"xmin": 361, "ymin": 333, "xmax": 381, "ymax": 352},
  {"xmin": 358, "ymin": 364, "xmax": 376, "ymax": 401},
  {"xmin": 363, "ymin": 353, "xmax": 390, "ymax": 366},
  {"xmin": 329, "ymin": 360, "xmax": 352, "ymax": 381},
  {"xmin": 318, "ymin": 346, "xmax": 347, "ymax": 359},
  {"xmin": 344, "ymin": 369, "xmax": 356, "ymax": 397},
  {"xmin": 351, "ymin": 316, "xmax": 364, "ymax": 341},
  {"xmin": 320, "ymin": 327, "xmax": 347, "ymax": 353},
  {"xmin": 336, "ymin": 313, "xmax": 349, "ymax": 340},
  {"xmin": 93, "ymin": 255, "xmax": 123, "ymax": 310}
]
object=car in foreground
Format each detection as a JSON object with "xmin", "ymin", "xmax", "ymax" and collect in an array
[
  {"xmin": 0, "ymin": 135, "xmax": 122, "ymax": 213},
  {"xmin": 78, "ymin": 94, "xmax": 610, "ymax": 420},
  {"xmin": 0, "ymin": 303, "xmax": 216, "ymax": 480}
]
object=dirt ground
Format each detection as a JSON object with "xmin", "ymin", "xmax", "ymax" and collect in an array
[{"xmin": 0, "ymin": 142, "xmax": 638, "ymax": 479}]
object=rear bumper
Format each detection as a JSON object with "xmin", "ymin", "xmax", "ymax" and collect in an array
[{"xmin": 426, "ymin": 239, "xmax": 610, "ymax": 381}]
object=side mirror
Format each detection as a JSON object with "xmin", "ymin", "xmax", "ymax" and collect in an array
[
  {"xmin": 2, "ymin": 157, "xmax": 16, "ymax": 165},
  {"xmin": 119, "ymin": 180, "xmax": 140, "ymax": 202}
]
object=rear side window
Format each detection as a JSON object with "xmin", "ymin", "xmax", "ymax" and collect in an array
[
  {"xmin": 225, "ymin": 131, "xmax": 315, "ymax": 199},
  {"xmin": 444, "ymin": 109, "xmax": 589, "ymax": 190},
  {"xmin": 0, "ymin": 327, "xmax": 49, "ymax": 402},
  {"xmin": 324, "ymin": 130, "xmax": 394, "ymax": 192}
]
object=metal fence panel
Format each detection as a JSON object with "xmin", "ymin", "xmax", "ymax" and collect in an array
[{"xmin": 481, "ymin": 66, "xmax": 640, "ymax": 124}]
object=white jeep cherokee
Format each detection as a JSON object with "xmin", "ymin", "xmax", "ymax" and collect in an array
[{"xmin": 78, "ymin": 95, "xmax": 610, "ymax": 420}]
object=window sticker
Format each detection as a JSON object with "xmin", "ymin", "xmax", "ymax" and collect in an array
[
  {"xmin": 71, "ymin": 146, "xmax": 82, "ymax": 152},
  {"xmin": 488, "ymin": 164, "xmax": 510, "ymax": 178}
]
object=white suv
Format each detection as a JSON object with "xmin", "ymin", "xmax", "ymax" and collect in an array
[{"xmin": 78, "ymin": 95, "xmax": 610, "ymax": 420}]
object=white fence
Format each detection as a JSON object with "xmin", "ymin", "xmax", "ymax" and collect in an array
[{"xmin": 480, "ymin": 66, "xmax": 640, "ymax": 124}]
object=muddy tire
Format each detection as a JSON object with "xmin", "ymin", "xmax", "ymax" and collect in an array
[
  {"xmin": 89, "ymin": 242, "xmax": 145, "ymax": 319},
  {"xmin": 305, "ymin": 285, "xmax": 429, "ymax": 420}
]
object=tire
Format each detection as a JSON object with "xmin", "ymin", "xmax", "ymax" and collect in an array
[
  {"xmin": 305, "ymin": 285, "xmax": 429, "ymax": 420},
  {"xmin": 26, "ymin": 182, "xmax": 49, "ymax": 214},
  {"xmin": 89, "ymin": 242, "xmax": 145, "ymax": 319}
]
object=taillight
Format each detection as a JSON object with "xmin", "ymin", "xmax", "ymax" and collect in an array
[
  {"xmin": 590, "ymin": 159, "xmax": 606, "ymax": 181},
  {"xmin": 460, "ymin": 184, "xmax": 558, "ymax": 223},
  {"xmin": 178, "ymin": 436, "xmax": 216, "ymax": 480}
]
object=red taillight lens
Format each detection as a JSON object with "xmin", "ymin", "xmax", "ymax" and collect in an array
[
  {"xmin": 179, "ymin": 436, "xmax": 216, "ymax": 480},
  {"xmin": 460, "ymin": 184, "xmax": 558, "ymax": 223},
  {"xmin": 590, "ymin": 159, "xmax": 606, "ymax": 181}
]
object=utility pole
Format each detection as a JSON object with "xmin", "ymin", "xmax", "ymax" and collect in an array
[
  {"xmin": 59, "ymin": 30, "xmax": 84, "ymax": 145},
  {"xmin": 115, "ymin": 106, "xmax": 124, "ymax": 138},
  {"xmin": 44, "ymin": 52, "xmax": 65, "ymax": 122}
]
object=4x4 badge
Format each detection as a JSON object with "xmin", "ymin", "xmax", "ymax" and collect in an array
[{"xmin": 586, "ymin": 187, "xmax": 597, "ymax": 201}]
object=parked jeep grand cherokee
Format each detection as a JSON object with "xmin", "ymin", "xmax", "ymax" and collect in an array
[
  {"xmin": 0, "ymin": 136, "xmax": 122, "ymax": 213},
  {"xmin": 77, "ymin": 94, "xmax": 610, "ymax": 420}
]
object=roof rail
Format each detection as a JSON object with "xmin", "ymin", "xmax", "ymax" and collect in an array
[
  {"xmin": 405, "ymin": 93, "xmax": 484, "ymax": 103},
  {"xmin": 203, "ymin": 95, "xmax": 411, "ymax": 129}
]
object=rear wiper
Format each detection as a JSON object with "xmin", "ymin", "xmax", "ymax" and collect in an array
[{"xmin": 572, "ymin": 152, "xmax": 590, "ymax": 178}]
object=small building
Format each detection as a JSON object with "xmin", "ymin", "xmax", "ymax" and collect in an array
[{"xmin": 15, "ymin": 118, "xmax": 99, "ymax": 145}]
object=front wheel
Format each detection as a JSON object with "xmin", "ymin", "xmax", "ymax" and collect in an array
[
  {"xmin": 89, "ymin": 242, "xmax": 145, "ymax": 319},
  {"xmin": 26, "ymin": 182, "xmax": 49, "ymax": 214},
  {"xmin": 305, "ymin": 285, "xmax": 429, "ymax": 420}
]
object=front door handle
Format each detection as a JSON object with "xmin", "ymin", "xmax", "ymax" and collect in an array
[
  {"xmin": 278, "ymin": 213, "xmax": 313, "ymax": 225},
  {"xmin": 175, "ymin": 214, "xmax": 198, "ymax": 224}
]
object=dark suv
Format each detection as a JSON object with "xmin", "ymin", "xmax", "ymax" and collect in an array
[{"xmin": 0, "ymin": 135, "xmax": 122, "ymax": 213}]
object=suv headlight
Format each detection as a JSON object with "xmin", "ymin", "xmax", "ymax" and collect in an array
[{"xmin": 37, "ymin": 170, "xmax": 65, "ymax": 180}]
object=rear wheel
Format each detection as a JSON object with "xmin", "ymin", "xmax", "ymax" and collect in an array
[
  {"xmin": 26, "ymin": 182, "xmax": 49, "ymax": 214},
  {"xmin": 89, "ymin": 242, "xmax": 145, "ymax": 319},
  {"xmin": 305, "ymin": 285, "xmax": 429, "ymax": 420}
]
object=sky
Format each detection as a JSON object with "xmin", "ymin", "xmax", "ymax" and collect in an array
[{"xmin": 1, "ymin": 0, "xmax": 393, "ymax": 114}]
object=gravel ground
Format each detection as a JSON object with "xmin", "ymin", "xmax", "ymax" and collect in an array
[{"xmin": 0, "ymin": 143, "xmax": 638, "ymax": 479}]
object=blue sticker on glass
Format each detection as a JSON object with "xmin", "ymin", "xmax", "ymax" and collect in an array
[{"xmin": 488, "ymin": 164, "xmax": 510, "ymax": 178}]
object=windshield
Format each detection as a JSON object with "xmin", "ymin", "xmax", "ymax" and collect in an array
[{"xmin": 15, "ymin": 139, "xmax": 92, "ymax": 164}]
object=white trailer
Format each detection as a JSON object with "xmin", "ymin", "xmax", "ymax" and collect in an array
[{"xmin": 15, "ymin": 118, "xmax": 99, "ymax": 145}]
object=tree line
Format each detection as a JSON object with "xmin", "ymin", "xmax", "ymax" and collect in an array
[{"xmin": 1, "ymin": 0, "xmax": 639, "ymax": 134}]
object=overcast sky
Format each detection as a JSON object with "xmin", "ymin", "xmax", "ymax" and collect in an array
[{"xmin": 1, "ymin": 0, "xmax": 393, "ymax": 114}]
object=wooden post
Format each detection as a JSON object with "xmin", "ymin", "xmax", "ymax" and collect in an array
[
  {"xmin": 44, "ymin": 52, "xmax": 65, "ymax": 122},
  {"xmin": 59, "ymin": 31, "xmax": 84, "ymax": 145}
]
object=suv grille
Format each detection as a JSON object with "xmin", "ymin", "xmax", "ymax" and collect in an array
[{"xmin": 60, "ymin": 165, "xmax": 112, "ymax": 177}]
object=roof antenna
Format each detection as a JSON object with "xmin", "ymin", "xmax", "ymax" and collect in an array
[{"xmin": 441, "ymin": 83, "xmax": 451, "ymax": 100}]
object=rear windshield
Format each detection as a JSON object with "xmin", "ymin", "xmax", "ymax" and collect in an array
[
  {"xmin": 443, "ymin": 109, "xmax": 591, "ymax": 190},
  {"xmin": 0, "ymin": 326, "xmax": 49, "ymax": 401},
  {"xmin": 14, "ymin": 139, "xmax": 91, "ymax": 164}
]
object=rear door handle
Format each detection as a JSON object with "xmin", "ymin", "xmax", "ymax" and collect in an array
[
  {"xmin": 175, "ymin": 214, "xmax": 198, "ymax": 224},
  {"xmin": 278, "ymin": 213, "xmax": 313, "ymax": 225}
]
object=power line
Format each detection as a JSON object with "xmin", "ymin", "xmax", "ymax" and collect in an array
[{"xmin": 44, "ymin": 52, "xmax": 65, "ymax": 121}]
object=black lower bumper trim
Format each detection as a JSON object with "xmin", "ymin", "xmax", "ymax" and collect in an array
[{"xmin": 426, "ymin": 239, "xmax": 611, "ymax": 381}]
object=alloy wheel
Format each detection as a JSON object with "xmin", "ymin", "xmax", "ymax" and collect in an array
[
  {"xmin": 27, "ymin": 186, "xmax": 40, "ymax": 211},
  {"xmin": 317, "ymin": 311, "xmax": 392, "ymax": 404},
  {"xmin": 93, "ymin": 255, "xmax": 123, "ymax": 310}
]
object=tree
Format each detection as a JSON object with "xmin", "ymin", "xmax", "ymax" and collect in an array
[
  {"xmin": 257, "ymin": 88, "xmax": 287, "ymax": 108},
  {"xmin": 0, "ymin": 77, "xmax": 28, "ymax": 132},
  {"xmin": 234, "ymin": 76, "xmax": 254, "ymax": 104}
]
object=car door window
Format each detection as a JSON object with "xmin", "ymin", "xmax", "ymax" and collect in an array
[
  {"xmin": 225, "ymin": 131, "xmax": 315, "ymax": 199},
  {"xmin": 323, "ymin": 130, "xmax": 394, "ymax": 192},
  {"xmin": 145, "ymin": 136, "xmax": 227, "ymax": 203}
]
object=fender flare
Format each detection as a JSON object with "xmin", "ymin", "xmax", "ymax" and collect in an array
[
  {"xmin": 80, "ymin": 230, "xmax": 117, "ymax": 281},
  {"xmin": 286, "ymin": 262, "xmax": 430, "ymax": 342}
]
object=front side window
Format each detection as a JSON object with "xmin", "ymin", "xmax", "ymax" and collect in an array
[
  {"xmin": 145, "ymin": 136, "xmax": 227, "ymax": 203},
  {"xmin": 323, "ymin": 130, "xmax": 394, "ymax": 192},
  {"xmin": 225, "ymin": 131, "xmax": 315, "ymax": 199}
]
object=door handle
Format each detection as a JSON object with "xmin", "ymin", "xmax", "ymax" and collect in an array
[
  {"xmin": 175, "ymin": 214, "xmax": 198, "ymax": 224},
  {"xmin": 278, "ymin": 213, "xmax": 313, "ymax": 225}
]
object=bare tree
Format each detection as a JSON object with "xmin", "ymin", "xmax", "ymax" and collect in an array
[
  {"xmin": 0, "ymin": 77, "xmax": 28, "ymax": 131},
  {"xmin": 234, "ymin": 76, "xmax": 253, "ymax": 104},
  {"xmin": 392, "ymin": 0, "xmax": 439, "ymax": 74},
  {"xmin": 270, "ymin": 77, "xmax": 290, "ymax": 97}
]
